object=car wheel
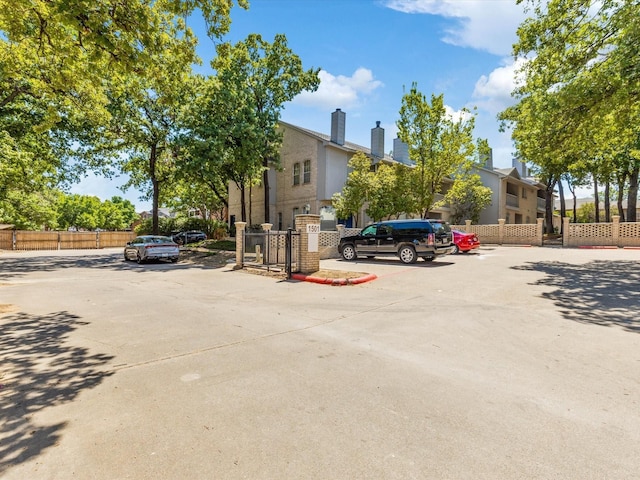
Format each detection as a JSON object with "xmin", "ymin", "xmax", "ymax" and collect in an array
[
  {"xmin": 170, "ymin": 257, "xmax": 178, "ymax": 263},
  {"xmin": 136, "ymin": 253, "xmax": 145, "ymax": 264},
  {"xmin": 124, "ymin": 252, "xmax": 130, "ymax": 261},
  {"xmin": 341, "ymin": 244, "xmax": 357, "ymax": 261},
  {"xmin": 398, "ymin": 245, "xmax": 417, "ymax": 264},
  {"xmin": 451, "ymin": 244, "xmax": 460, "ymax": 255}
]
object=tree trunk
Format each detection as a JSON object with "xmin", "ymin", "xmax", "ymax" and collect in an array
[
  {"xmin": 566, "ymin": 179, "xmax": 577, "ymax": 223},
  {"xmin": 544, "ymin": 176, "xmax": 557, "ymax": 234},
  {"xmin": 558, "ymin": 179, "xmax": 566, "ymax": 230},
  {"xmin": 263, "ymin": 166, "xmax": 270, "ymax": 224},
  {"xmin": 617, "ymin": 173, "xmax": 626, "ymax": 222},
  {"xmin": 593, "ymin": 176, "xmax": 600, "ymax": 223},
  {"xmin": 150, "ymin": 143, "xmax": 159, "ymax": 235},
  {"xmin": 248, "ymin": 184, "xmax": 253, "ymax": 226},
  {"xmin": 604, "ymin": 181, "xmax": 611, "ymax": 222},
  {"xmin": 240, "ymin": 184, "xmax": 247, "ymax": 222},
  {"xmin": 628, "ymin": 165, "xmax": 639, "ymax": 222}
]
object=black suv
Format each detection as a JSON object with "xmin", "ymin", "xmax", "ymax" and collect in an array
[
  {"xmin": 172, "ymin": 230, "xmax": 207, "ymax": 245},
  {"xmin": 338, "ymin": 219, "xmax": 454, "ymax": 264}
]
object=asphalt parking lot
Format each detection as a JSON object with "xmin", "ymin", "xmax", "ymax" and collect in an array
[{"xmin": 1, "ymin": 246, "xmax": 639, "ymax": 479}]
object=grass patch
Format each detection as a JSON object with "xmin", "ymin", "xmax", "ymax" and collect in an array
[{"xmin": 203, "ymin": 239, "xmax": 236, "ymax": 251}]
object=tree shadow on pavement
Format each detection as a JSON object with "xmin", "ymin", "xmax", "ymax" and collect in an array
[
  {"xmin": 513, "ymin": 260, "xmax": 640, "ymax": 333},
  {"xmin": 0, "ymin": 311, "xmax": 114, "ymax": 473},
  {"xmin": 0, "ymin": 252, "xmax": 223, "ymax": 282}
]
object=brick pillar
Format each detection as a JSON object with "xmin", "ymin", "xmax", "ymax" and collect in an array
[
  {"xmin": 612, "ymin": 215, "xmax": 620, "ymax": 246},
  {"xmin": 498, "ymin": 219, "xmax": 505, "ymax": 245},
  {"xmin": 465, "ymin": 220, "xmax": 472, "ymax": 232},
  {"xmin": 295, "ymin": 214, "xmax": 321, "ymax": 274},
  {"xmin": 234, "ymin": 222, "xmax": 246, "ymax": 269},
  {"xmin": 562, "ymin": 217, "xmax": 570, "ymax": 247},
  {"xmin": 536, "ymin": 218, "xmax": 544, "ymax": 246},
  {"xmin": 336, "ymin": 224, "xmax": 345, "ymax": 238}
]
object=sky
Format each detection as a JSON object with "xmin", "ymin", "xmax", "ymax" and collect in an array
[{"xmin": 72, "ymin": 0, "xmax": 534, "ymax": 212}]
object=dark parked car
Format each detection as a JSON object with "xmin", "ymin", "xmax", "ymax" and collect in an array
[
  {"xmin": 451, "ymin": 230, "xmax": 480, "ymax": 254},
  {"xmin": 338, "ymin": 219, "xmax": 454, "ymax": 264},
  {"xmin": 172, "ymin": 230, "xmax": 207, "ymax": 245},
  {"xmin": 124, "ymin": 236, "xmax": 180, "ymax": 264}
]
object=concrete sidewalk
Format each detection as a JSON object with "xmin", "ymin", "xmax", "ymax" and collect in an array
[{"xmin": 1, "ymin": 247, "xmax": 639, "ymax": 479}]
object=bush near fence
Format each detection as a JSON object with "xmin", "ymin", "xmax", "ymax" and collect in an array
[{"xmin": 0, "ymin": 230, "xmax": 136, "ymax": 251}]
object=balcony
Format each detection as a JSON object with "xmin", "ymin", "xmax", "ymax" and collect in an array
[{"xmin": 506, "ymin": 193, "xmax": 519, "ymax": 208}]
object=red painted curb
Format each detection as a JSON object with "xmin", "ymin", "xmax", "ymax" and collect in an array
[
  {"xmin": 291, "ymin": 273, "xmax": 377, "ymax": 285},
  {"xmin": 348, "ymin": 274, "xmax": 378, "ymax": 285},
  {"xmin": 623, "ymin": 246, "xmax": 640, "ymax": 250}
]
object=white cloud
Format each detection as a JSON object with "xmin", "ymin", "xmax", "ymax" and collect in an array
[
  {"xmin": 444, "ymin": 105, "xmax": 474, "ymax": 123},
  {"xmin": 293, "ymin": 68, "xmax": 384, "ymax": 110},
  {"xmin": 472, "ymin": 58, "xmax": 526, "ymax": 114},
  {"xmin": 384, "ymin": 0, "xmax": 527, "ymax": 56}
]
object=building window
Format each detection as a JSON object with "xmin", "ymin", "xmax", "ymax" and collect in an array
[
  {"xmin": 278, "ymin": 212, "xmax": 283, "ymax": 231},
  {"xmin": 293, "ymin": 162, "xmax": 300, "ymax": 186},
  {"xmin": 303, "ymin": 159, "xmax": 311, "ymax": 184},
  {"xmin": 522, "ymin": 188, "xmax": 527, "ymax": 199}
]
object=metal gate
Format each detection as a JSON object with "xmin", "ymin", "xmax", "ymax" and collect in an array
[{"xmin": 242, "ymin": 229, "xmax": 300, "ymax": 278}]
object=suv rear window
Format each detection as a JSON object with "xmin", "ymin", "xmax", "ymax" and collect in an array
[{"xmin": 429, "ymin": 221, "xmax": 450, "ymax": 234}]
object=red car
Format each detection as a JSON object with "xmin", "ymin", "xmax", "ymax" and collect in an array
[{"xmin": 451, "ymin": 230, "xmax": 480, "ymax": 254}]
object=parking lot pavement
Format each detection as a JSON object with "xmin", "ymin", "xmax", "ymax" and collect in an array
[{"xmin": 1, "ymin": 246, "xmax": 639, "ymax": 479}]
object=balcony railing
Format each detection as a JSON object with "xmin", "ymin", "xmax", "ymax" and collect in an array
[{"xmin": 506, "ymin": 193, "xmax": 519, "ymax": 208}]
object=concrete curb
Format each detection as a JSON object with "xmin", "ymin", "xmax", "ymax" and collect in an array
[
  {"xmin": 291, "ymin": 273, "xmax": 377, "ymax": 286},
  {"xmin": 577, "ymin": 245, "xmax": 618, "ymax": 249}
]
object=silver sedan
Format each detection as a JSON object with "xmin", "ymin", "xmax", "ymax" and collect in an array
[{"xmin": 124, "ymin": 235, "xmax": 180, "ymax": 264}]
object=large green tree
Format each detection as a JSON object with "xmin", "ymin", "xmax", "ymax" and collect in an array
[
  {"xmin": 110, "ymin": 30, "xmax": 198, "ymax": 235},
  {"xmin": 332, "ymin": 152, "xmax": 372, "ymax": 227},
  {"xmin": 209, "ymin": 34, "xmax": 320, "ymax": 223},
  {"xmin": 0, "ymin": 0, "xmax": 247, "ymax": 227},
  {"xmin": 501, "ymin": 0, "xmax": 640, "ymax": 222},
  {"xmin": 397, "ymin": 84, "xmax": 476, "ymax": 219}
]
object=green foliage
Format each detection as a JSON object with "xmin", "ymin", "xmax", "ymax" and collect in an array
[
  {"xmin": 0, "ymin": 0, "xmax": 247, "ymax": 229},
  {"xmin": 184, "ymin": 33, "xmax": 320, "ymax": 223},
  {"xmin": 0, "ymin": 189, "xmax": 59, "ymax": 230},
  {"xmin": 332, "ymin": 152, "xmax": 372, "ymax": 226},
  {"xmin": 134, "ymin": 215, "xmax": 229, "ymax": 239},
  {"xmin": 575, "ymin": 202, "xmax": 620, "ymax": 223},
  {"xmin": 445, "ymin": 174, "xmax": 493, "ymax": 224},
  {"xmin": 56, "ymin": 194, "xmax": 139, "ymax": 231},
  {"xmin": 501, "ymin": 0, "xmax": 640, "ymax": 221},
  {"xmin": 397, "ymin": 84, "xmax": 476, "ymax": 218},
  {"xmin": 366, "ymin": 163, "xmax": 414, "ymax": 221}
]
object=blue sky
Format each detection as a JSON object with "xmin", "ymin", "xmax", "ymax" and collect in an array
[{"xmin": 73, "ymin": 0, "xmax": 532, "ymax": 211}]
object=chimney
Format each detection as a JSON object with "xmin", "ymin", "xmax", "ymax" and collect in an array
[
  {"xmin": 371, "ymin": 121, "xmax": 384, "ymax": 158},
  {"xmin": 481, "ymin": 148, "xmax": 493, "ymax": 169},
  {"xmin": 512, "ymin": 157, "xmax": 526, "ymax": 176},
  {"xmin": 393, "ymin": 137, "xmax": 409, "ymax": 164},
  {"xmin": 330, "ymin": 108, "xmax": 345, "ymax": 145}
]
